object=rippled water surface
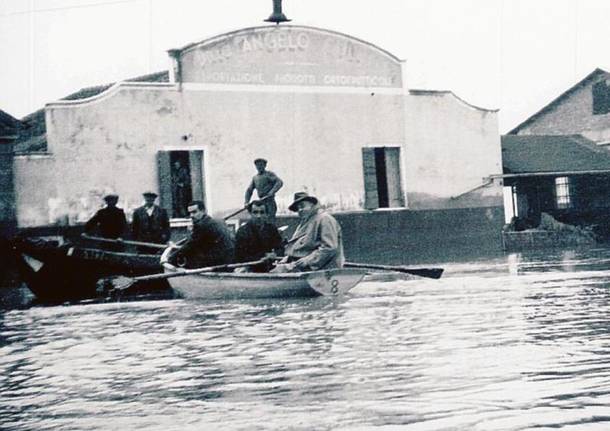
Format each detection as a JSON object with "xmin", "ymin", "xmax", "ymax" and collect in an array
[{"xmin": 2, "ymin": 248, "xmax": 610, "ymax": 430}]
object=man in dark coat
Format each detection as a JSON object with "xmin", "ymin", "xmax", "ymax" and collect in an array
[
  {"xmin": 244, "ymin": 158, "xmax": 283, "ymax": 223},
  {"xmin": 132, "ymin": 192, "xmax": 170, "ymax": 244},
  {"xmin": 85, "ymin": 194, "xmax": 126, "ymax": 239},
  {"xmin": 173, "ymin": 200, "xmax": 235, "ymax": 269},
  {"xmin": 235, "ymin": 200, "xmax": 284, "ymax": 272}
]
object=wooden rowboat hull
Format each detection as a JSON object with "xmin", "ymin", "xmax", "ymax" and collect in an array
[
  {"xmin": 162, "ymin": 264, "xmax": 366, "ymax": 300},
  {"xmin": 13, "ymin": 237, "xmax": 170, "ymax": 303}
]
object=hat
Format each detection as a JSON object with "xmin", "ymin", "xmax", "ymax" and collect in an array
[
  {"xmin": 253, "ymin": 158, "xmax": 267, "ymax": 164},
  {"xmin": 103, "ymin": 194, "xmax": 119, "ymax": 202},
  {"xmin": 143, "ymin": 191, "xmax": 158, "ymax": 198},
  {"xmin": 288, "ymin": 192, "xmax": 318, "ymax": 212}
]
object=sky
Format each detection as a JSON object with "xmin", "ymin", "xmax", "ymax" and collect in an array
[{"xmin": 0, "ymin": 0, "xmax": 609, "ymax": 133}]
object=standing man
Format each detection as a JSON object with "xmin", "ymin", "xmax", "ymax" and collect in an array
[
  {"xmin": 85, "ymin": 194, "xmax": 127, "ymax": 240},
  {"xmin": 172, "ymin": 200, "xmax": 235, "ymax": 269},
  {"xmin": 234, "ymin": 200, "xmax": 284, "ymax": 272},
  {"xmin": 172, "ymin": 160, "xmax": 191, "ymax": 218},
  {"xmin": 132, "ymin": 192, "xmax": 170, "ymax": 245},
  {"xmin": 272, "ymin": 192, "xmax": 344, "ymax": 273},
  {"xmin": 244, "ymin": 158, "xmax": 283, "ymax": 223}
]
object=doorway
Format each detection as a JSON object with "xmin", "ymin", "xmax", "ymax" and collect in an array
[
  {"xmin": 157, "ymin": 150, "xmax": 205, "ymax": 218},
  {"xmin": 362, "ymin": 146, "xmax": 404, "ymax": 209}
]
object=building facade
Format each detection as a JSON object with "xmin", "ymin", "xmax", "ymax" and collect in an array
[{"xmin": 12, "ymin": 25, "xmax": 505, "ymax": 260}]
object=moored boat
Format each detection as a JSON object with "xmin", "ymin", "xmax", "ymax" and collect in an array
[
  {"xmin": 161, "ymin": 260, "xmax": 366, "ymax": 300},
  {"xmin": 12, "ymin": 236, "xmax": 172, "ymax": 303}
]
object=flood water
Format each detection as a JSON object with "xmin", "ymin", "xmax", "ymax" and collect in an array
[{"xmin": 2, "ymin": 248, "xmax": 610, "ymax": 430}]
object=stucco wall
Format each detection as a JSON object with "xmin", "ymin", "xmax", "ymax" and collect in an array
[
  {"xmin": 404, "ymin": 91, "xmax": 503, "ymax": 209},
  {"xmin": 14, "ymin": 83, "xmax": 406, "ymax": 226},
  {"xmin": 515, "ymin": 79, "xmax": 610, "ymax": 142}
]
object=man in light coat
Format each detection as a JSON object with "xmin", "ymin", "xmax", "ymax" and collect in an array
[{"xmin": 272, "ymin": 192, "xmax": 344, "ymax": 273}]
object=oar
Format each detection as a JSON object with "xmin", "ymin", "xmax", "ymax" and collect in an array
[
  {"xmin": 223, "ymin": 195, "xmax": 274, "ymax": 220},
  {"xmin": 344, "ymin": 262, "xmax": 444, "ymax": 279},
  {"xmin": 99, "ymin": 258, "xmax": 268, "ymax": 294},
  {"xmin": 81, "ymin": 233, "xmax": 168, "ymax": 249}
]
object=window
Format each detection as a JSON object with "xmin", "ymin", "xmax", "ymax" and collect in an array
[
  {"xmin": 362, "ymin": 147, "xmax": 404, "ymax": 209},
  {"xmin": 157, "ymin": 150, "xmax": 205, "ymax": 218},
  {"xmin": 555, "ymin": 176, "xmax": 572, "ymax": 209},
  {"xmin": 592, "ymin": 80, "xmax": 610, "ymax": 115}
]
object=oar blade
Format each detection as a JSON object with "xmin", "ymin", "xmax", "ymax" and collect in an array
[
  {"xmin": 305, "ymin": 269, "xmax": 366, "ymax": 296},
  {"xmin": 96, "ymin": 275, "xmax": 136, "ymax": 296},
  {"xmin": 403, "ymin": 268, "xmax": 444, "ymax": 279}
]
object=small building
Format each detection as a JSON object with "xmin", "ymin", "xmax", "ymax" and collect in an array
[
  {"xmin": 501, "ymin": 68, "xmax": 610, "ymax": 249},
  {"xmin": 12, "ymin": 25, "xmax": 505, "ymax": 262}
]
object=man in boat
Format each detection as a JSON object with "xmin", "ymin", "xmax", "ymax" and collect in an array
[
  {"xmin": 170, "ymin": 200, "xmax": 235, "ymax": 269},
  {"xmin": 244, "ymin": 158, "xmax": 283, "ymax": 224},
  {"xmin": 271, "ymin": 192, "xmax": 344, "ymax": 273},
  {"xmin": 132, "ymin": 192, "xmax": 170, "ymax": 246},
  {"xmin": 234, "ymin": 200, "xmax": 284, "ymax": 272},
  {"xmin": 84, "ymin": 194, "xmax": 127, "ymax": 240}
]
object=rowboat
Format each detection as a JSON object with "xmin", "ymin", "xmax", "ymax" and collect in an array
[
  {"xmin": 161, "ymin": 260, "xmax": 367, "ymax": 300},
  {"xmin": 12, "ymin": 236, "xmax": 172, "ymax": 303}
]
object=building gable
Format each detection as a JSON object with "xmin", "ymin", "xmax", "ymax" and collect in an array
[
  {"xmin": 170, "ymin": 25, "xmax": 403, "ymax": 89},
  {"xmin": 509, "ymin": 68, "xmax": 610, "ymax": 140}
]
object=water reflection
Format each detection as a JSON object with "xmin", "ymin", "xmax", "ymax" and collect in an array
[{"xmin": 2, "ymin": 249, "xmax": 610, "ymax": 430}]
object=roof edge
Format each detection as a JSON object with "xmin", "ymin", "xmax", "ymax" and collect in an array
[
  {"xmin": 46, "ymin": 82, "xmax": 177, "ymax": 109},
  {"xmin": 409, "ymin": 89, "xmax": 498, "ymax": 112},
  {"xmin": 170, "ymin": 24, "xmax": 404, "ymax": 64},
  {"xmin": 508, "ymin": 68, "xmax": 609, "ymax": 134}
]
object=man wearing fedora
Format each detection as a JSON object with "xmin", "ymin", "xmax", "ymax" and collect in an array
[
  {"xmin": 272, "ymin": 192, "xmax": 344, "ymax": 273},
  {"xmin": 244, "ymin": 158, "xmax": 283, "ymax": 223},
  {"xmin": 132, "ymin": 192, "xmax": 170, "ymax": 245},
  {"xmin": 85, "ymin": 194, "xmax": 127, "ymax": 240}
]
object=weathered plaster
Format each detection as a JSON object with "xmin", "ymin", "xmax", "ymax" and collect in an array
[{"xmin": 14, "ymin": 25, "xmax": 503, "ymax": 227}]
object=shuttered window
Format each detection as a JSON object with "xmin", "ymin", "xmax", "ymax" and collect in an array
[
  {"xmin": 593, "ymin": 80, "xmax": 610, "ymax": 115},
  {"xmin": 362, "ymin": 147, "xmax": 404, "ymax": 209}
]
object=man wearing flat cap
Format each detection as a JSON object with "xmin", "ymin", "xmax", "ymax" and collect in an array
[
  {"xmin": 132, "ymin": 192, "xmax": 170, "ymax": 245},
  {"xmin": 272, "ymin": 192, "xmax": 344, "ymax": 273},
  {"xmin": 85, "ymin": 194, "xmax": 127, "ymax": 240},
  {"xmin": 244, "ymin": 158, "xmax": 283, "ymax": 223}
]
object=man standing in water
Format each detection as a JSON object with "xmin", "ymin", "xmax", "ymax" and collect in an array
[
  {"xmin": 272, "ymin": 192, "xmax": 344, "ymax": 273},
  {"xmin": 85, "ymin": 194, "xmax": 126, "ymax": 240},
  {"xmin": 244, "ymin": 158, "xmax": 283, "ymax": 223}
]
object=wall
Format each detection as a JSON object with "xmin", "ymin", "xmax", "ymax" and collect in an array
[
  {"xmin": 277, "ymin": 207, "xmax": 506, "ymax": 265},
  {"xmin": 404, "ymin": 91, "xmax": 503, "ymax": 209},
  {"xmin": 0, "ymin": 138, "xmax": 16, "ymax": 236},
  {"xmin": 515, "ymin": 75, "xmax": 610, "ymax": 142},
  {"xmin": 13, "ymin": 25, "xmax": 504, "ymax": 229}
]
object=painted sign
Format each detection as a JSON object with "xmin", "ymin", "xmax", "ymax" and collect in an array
[{"xmin": 178, "ymin": 26, "xmax": 402, "ymax": 88}]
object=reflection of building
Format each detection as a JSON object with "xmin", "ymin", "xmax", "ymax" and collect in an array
[
  {"xmin": 500, "ymin": 68, "xmax": 610, "ymax": 248},
  {"xmin": 12, "ymin": 25, "xmax": 505, "ymax": 262}
]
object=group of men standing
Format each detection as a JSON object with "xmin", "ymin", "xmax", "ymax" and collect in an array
[{"xmin": 85, "ymin": 158, "xmax": 344, "ymax": 273}]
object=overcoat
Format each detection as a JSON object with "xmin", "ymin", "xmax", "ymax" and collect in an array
[
  {"xmin": 85, "ymin": 207, "xmax": 126, "ymax": 239},
  {"xmin": 132, "ymin": 205, "xmax": 170, "ymax": 244},
  {"xmin": 285, "ymin": 207, "xmax": 344, "ymax": 271}
]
